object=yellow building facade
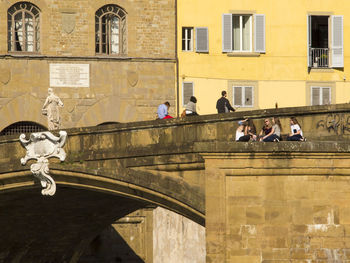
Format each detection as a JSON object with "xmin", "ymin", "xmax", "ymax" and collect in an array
[{"xmin": 178, "ymin": 0, "xmax": 350, "ymax": 114}]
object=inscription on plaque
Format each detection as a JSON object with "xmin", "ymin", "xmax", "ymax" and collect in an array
[{"xmin": 50, "ymin": 64, "xmax": 89, "ymax": 88}]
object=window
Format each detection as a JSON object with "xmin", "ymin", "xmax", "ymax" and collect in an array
[
  {"xmin": 182, "ymin": 27, "xmax": 208, "ymax": 53},
  {"xmin": 233, "ymin": 86, "xmax": 253, "ymax": 107},
  {"xmin": 8, "ymin": 2, "xmax": 40, "ymax": 52},
  {"xmin": 308, "ymin": 16, "xmax": 329, "ymax": 68},
  {"xmin": 223, "ymin": 14, "xmax": 265, "ymax": 53},
  {"xmin": 0, "ymin": 121, "xmax": 46, "ymax": 136},
  {"xmin": 182, "ymin": 82, "xmax": 194, "ymax": 106},
  {"xmin": 232, "ymin": 15, "xmax": 251, "ymax": 51},
  {"xmin": 311, "ymin": 87, "xmax": 331, "ymax": 105},
  {"xmin": 182, "ymin": 27, "xmax": 193, "ymax": 51},
  {"xmin": 95, "ymin": 4, "xmax": 127, "ymax": 55},
  {"xmin": 307, "ymin": 15, "xmax": 343, "ymax": 68}
]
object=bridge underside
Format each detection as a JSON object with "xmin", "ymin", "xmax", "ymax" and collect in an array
[{"xmin": 0, "ymin": 186, "xmax": 147, "ymax": 263}]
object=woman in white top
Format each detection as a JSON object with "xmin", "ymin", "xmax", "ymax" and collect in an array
[
  {"xmin": 287, "ymin": 117, "xmax": 304, "ymax": 141},
  {"xmin": 236, "ymin": 120, "xmax": 250, "ymax": 141}
]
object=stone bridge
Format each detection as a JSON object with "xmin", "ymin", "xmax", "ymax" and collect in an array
[{"xmin": 2, "ymin": 104, "xmax": 350, "ymax": 262}]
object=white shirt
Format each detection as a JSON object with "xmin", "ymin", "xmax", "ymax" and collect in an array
[
  {"xmin": 290, "ymin": 124, "xmax": 303, "ymax": 137},
  {"xmin": 157, "ymin": 104, "xmax": 168, "ymax": 119},
  {"xmin": 236, "ymin": 129, "xmax": 245, "ymax": 141}
]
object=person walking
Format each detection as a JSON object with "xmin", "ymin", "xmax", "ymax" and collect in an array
[{"xmin": 216, "ymin": 91, "xmax": 235, "ymax": 113}]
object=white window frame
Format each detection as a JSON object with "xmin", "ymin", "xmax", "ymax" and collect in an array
[
  {"xmin": 311, "ymin": 86, "xmax": 331, "ymax": 105},
  {"xmin": 233, "ymin": 86, "xmax": 254, "ymax": 107},
  {"xmin": 232, "ymin": 15, "xmax": 252, "ymax": 52},
  {"xmin": 182, "ymin": 82, "xmax": 194, "ymax": 106},
  {"xmin": 182, "ymin": 27, "xmax": 193, "ymax": 52}
]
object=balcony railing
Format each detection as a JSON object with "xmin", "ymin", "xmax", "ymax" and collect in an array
[{"xmin": 309, "ymin": 48, "xmax": 329, "ymax": 68}]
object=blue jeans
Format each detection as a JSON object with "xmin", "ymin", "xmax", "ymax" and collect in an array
[
  {"xmin": 263, "ymin": 134, "xmax": 279, "ymax": 142},
  {"xmin": 287, "ymin": 134, "xmax": 302, "ymax": 141}
]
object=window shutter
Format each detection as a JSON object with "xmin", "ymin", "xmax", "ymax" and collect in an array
[
  {"xmin": 245, "ymin": 87, "xmax": 253, "ymax": 106},
  {"xmin": 222, "ymin": 14, "xmax": 232, "ymax": 52},
  {"xmin": 332, "ymin": 15, "xmax": 344, "ymax": 68},
  {"xmin": 196, "ymin": 27, "xmax": 209, "ymax": 53},
  {"xmin": 234, "ymin": 87, "xmax": 242, "ymax": 106},
  {"xmin": 311, "ymin": 87, "xmax": 320, "ymax": 105},
  {"xmin": 183, "ymin": 82, "xmax": 194, "ymax": 105},
  {"xmin": 254, "ymin": 14, "xmax": 265, "ymax": 53},
  {"xmin": 322, "ymin": 87, "xmax": 331, "ymax": 105}
]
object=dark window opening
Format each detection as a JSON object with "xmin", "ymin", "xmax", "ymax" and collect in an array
[
  {"xmin": 0, "ymin": 121, "xmax": 46, "ymax": 136},
  {"xmin": 311, "ymin": 16, "xmax": 328, "ymax": 48},
  {"xmin": 309, "ymin": 16, "xmax": 329, "ymax": 68}
]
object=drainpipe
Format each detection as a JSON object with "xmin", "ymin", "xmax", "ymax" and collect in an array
[{"xmin": 175, "ymin": 0, "xmax": 179, "ymax": 117}]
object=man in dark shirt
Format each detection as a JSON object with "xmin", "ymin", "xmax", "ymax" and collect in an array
[{"xmin": 216, "ymin": 91, "xmax": 235, "ymax": 113}]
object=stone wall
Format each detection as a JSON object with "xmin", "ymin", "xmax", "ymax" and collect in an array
[
  {"xmin": 0, "ymin": 0, "xmax": 176, "ymax": 131},
  {"xmin": 203, "ymin": 142, "xmax": 350, "ymax": 262},
  {"xmin": 153, "ymin": 207, "xmax": 205, "ymax": 263},
  {"xmin": 0, "ymin": 0, "xmax": 176, "ymax": 57},
  {"xmin": 0, "ymin": 59, "xmax": 175, "ymax": 130},
  {"xmin": 78, "ymin": 207, "xmax": 206, "ymax": 263}
]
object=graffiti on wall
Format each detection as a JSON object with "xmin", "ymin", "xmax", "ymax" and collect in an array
[{"xmin": 316, "ymin": 114, "xmax": 350, "ymax": 135}]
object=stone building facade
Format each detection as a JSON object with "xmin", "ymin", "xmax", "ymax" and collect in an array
[
  {"xmin": 0, "ymin": 0, "xmax": 205, "ymax": 262},
  {"xmin": 0, "ymin": 0, "xmax": 176, "ymax": 133}
]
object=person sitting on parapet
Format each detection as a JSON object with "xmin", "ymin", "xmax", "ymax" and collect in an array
[
  {"xmin": 236, "ymin": 120, "xmax": 250, "ymax": 141},
  {"xmin": 157, "ymin": 101, "xmax": 173, "ymax": 120},
  {"xmin": 236, "ymin": 118, "xmax": 257, "ymax": 142},
  {"xmin": 245, "ymin": 118, "xmax": 257, "ymax": 141},
  {"xmin": 181, "ymin": 96, "xmax": 199, "ymax": 117},
  {"xmin": 216, "ymin": 91, "xmax": 235, "ymax": 113},
  {"xmin": 271, "ymin": 117, "xmax": 282, "ymax": 141},
  {"xmin": 287, "ymin": 117, "xmax": 305, "ymax": 141},
  {"xmin": 259, "ymin": 118, "xmax": 275, "ymax": 142}
]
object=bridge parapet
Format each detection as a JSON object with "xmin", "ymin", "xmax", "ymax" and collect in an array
[{"xmin": 0, "ymin": 104, "xmax": 350, "ymax": 261}]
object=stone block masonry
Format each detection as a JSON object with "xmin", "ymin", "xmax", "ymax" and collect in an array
[{"xmin": 0, "ymin": 0, "xmax": 176, "ymax": 131}]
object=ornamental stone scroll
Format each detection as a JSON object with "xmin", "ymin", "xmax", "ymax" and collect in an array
[{"xmin": 19, "ymin": 131, "xmax": 67, "ymax": 196}]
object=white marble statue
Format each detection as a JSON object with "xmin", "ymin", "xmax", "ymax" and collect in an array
[{"xmin": 42, "ymin": 88, "xmax": 64, "ymax": 130}]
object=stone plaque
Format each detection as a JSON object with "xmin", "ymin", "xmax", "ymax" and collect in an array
[{"xmin": 50, "ymin": 63, "xmax": 89, "ymax": 88}]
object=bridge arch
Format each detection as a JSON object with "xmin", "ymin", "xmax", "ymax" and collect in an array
[{"xmin": 0, "ymin": 167, "xmax": 204, "ymax": 226}]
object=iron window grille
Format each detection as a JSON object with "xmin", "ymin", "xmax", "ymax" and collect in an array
[{"xmin": 0, "ymin": 121, "xmax": 46, "ymax": 136}]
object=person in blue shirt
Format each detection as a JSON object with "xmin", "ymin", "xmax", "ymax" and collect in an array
[{"xmin": 157, "ymin": 101, "xmax": 172, "ymax": 119}]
